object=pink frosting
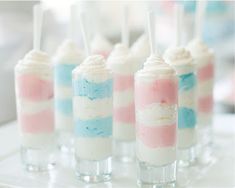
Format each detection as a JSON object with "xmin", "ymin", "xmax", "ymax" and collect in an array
[
  {"xmin": 114, "ymin": 103, "xmax": 135, "ymax": 124},
  {"xmin": 198, "ymin": 95, "xmax": 213, "ymax": 113},
  {"xmin": 16, "ymin": 74, "xmax": 53, "ymax": 101},
  {"xmin": 135, "ymin": 79, "xmax": 177, "ymax": 109},
  {"xmin": 114, "ymin": 74, "xmax": 134, "ymax": 91},
  {"xmin": 137, "ymin": 123, "xmax": 176, "ymax": 148},
  {"xmin": 198, "ymin": 62, "xmax": 214, "ymax": 81},
  {"xmin": 19, "ymin": 109, "xmax": 54, "ymax": 134}
]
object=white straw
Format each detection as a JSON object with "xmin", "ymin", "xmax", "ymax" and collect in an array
[
  {"xmin": 121, "ymin": 4, "xmax": 129, "ymax": 47},
  {"xmin": 195, "ymin": 1, "xmax": 207, "ymax": 39},
  {"xmin": 147, "ymin": 11, "xmax": 155, "ymax": 55},
  {"xmin": 68, "ymin": 4, "xmax": 77, "ymax": 41},
  {"xmin": 175, "ymin": 4, "xmax": 183, "ymax": 46},
  {"xmin": 79, "ymin": 12, "xmax": 91, "ymax": 56},
  {"xmin": 33, "ymin": 4, "xmax": 43, "ymax": 51}
]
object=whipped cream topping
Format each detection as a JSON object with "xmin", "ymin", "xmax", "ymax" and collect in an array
[
  {"xmin": 187, "ymin": 38, "xmax": 212, "ymax": 58},
  {"xmin": 15, "ymin": 50, "xmax": 52, "ymax": 79},
  {"xmin": 137, "ymin": 54, "xmax": 175, "ymax": 81},
  {"xmin": 91, "ymin": 34, "xmax": 113, "ymax": 53},
  {"xmin": 107, "ymin": 43, "xmax": 138, "ymax": 74},
  {"xmin": 164, "ymin": 47, "xmax": 193, "ymax": 66},
  {"xmin": 54, "ymin": 39, "xmax": 83, "ymax": 63},
  {"xmin": 131, "ymin": 34, "xmax": 150, "ymax": 58},
  {"xmin": 73, "ymin": 55, "xmax": 111, "ymax": 82}
]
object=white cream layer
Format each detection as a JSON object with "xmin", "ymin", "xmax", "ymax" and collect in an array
[
  {"xmin": 55, "ymin": 112, "xmax": 73, "ymax": 131},
  {"xmin": 179, "ymin": 89, "xmax": 196, "ymax": 109},
  {"xmin": 197, "ymin": 112, "xmax": 212, "ymax": 126},
  {"xmin": 17, "ymin": 99, "xmax": 53, "ymax": 114},
  {"xmin": 75, "ymin": 137, "xmax": 112, "ymax": 160},
  {"xmin": 178, "ymin": 128, "xmax": 197, "ymax": 149},
  {"xmin": 20, "ymin": 132, "xmax": 56, "ymax": 148},
  {"xmin": 15, "ymin": 50, "xmax": 53, "ymax": 81},
  {"xmin": 136, "ymin": 104, "xmax": 177, "ymax": 126},
  {"xmin": 73, "ymin": 96, "xmax": 112, "ymax": 120},
  {"xmin": 72, "ymin": 55, "xmax": 112, "ymax": 83},
  {"xmin": 114, "ymin": 89, "xmax": 134, "ymax": 108},
  {"xmin": 54, "ymin": 86, "xmax": 73, "ymax": 98},
  {"xmin": 113, "ymin": 122, "xmax": 135, "ymax": 141},
  {"xmin": 137, "ymin": 140, "xmax": 176, "ymax": 166},
  {"xmin": 197, "ymin": 79, "xmax": 213, "ymax": 97},
  {"xmin": 54, "ymin": 39, "xmax": 84, "ymax": 64},
  {"xmin": 91, "ymin": 34, "xmax": 113, "ymax": 54}
]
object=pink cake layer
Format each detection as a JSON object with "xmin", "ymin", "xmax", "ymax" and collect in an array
[
  {"xmin": 114, "ymin": 103, "xmax": 135, "ymax": 124},
  {"xmin": 198, "ymin": 62, "xmax": 214, "ymax": 81},
  {"xmin": 198, "ymin": 95, "xmax": 213, "ymax": 113},
  {"xmin": 16, "ymin": 74, "xmax": 53, "ymax": 101},
  {"xmin": 135, "ymin": 79, "xmax": 177, "ymax": 109},
  {"xmin": 19, "ymin": 109, "xmax": 54, "ymax": 134},
  {"xmin": 136, "ymin": 123, "xmax": 176, "ymax": 148},
  {"xmin": 114, "ymin": 74, "xmax": 134, "ymax": 91}
]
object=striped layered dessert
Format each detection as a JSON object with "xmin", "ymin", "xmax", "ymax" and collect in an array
[
  {"xmin": 72, "ymin": 55, "xmax": 113, "ymax": 160},
  {"xmin": 187, "ymin": 38, "xmax": 214, "ymax": 127},
  {"xmin": 135, "ymin": 55, "xmax": 178, "ymax": 166},
  {"xmin": 54, "ymin": 39, "xmax": 84, "ymax": 134},
  {"xmin": 15, "ymin": 50, "xmax": 55, "ymax": 148},
  {"xmin": 164, "ymin": 47, "xmax": 197, "ymax": 149},
  {"xmin": 108, "ymin": 44, "xmax": 139, "ymax": 142}
]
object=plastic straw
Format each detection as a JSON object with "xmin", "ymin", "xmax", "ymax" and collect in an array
[
  {"xmin": 147, "ymin": 11, "xmax": 155, "ymax": 55},
  {"xmin": 121, "ymin": 4, "xmax": 129, "ymax": 47},
  {"xmin": 33, "ymin": 4, "xmax": 43, "ymax": 51}
]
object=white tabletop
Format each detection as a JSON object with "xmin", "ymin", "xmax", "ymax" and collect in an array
[{"xmin": 0, "ymin": 114, "xmax": 234, "ymax": 188}]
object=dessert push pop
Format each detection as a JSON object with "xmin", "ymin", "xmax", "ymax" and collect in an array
[
  {"xmin": 108, "ymin": 5, "xmax": 136, "ymax": 162},
  {"xmin": 14, "ymin": 4, "xmax": 56, "ymax": 171},
  {"xmin": 164, "ymin": 5, "xmax": 197, "ymax": 166},
  {"xmin": 72, "ymin": 12, "xmax": 113, "ymax": 183},
  {"xmin": 135, "ymin": 11, "xmax": 177, "ymax": 186},
  {"xmin": 54, "ymin": 5, "xmax": 84, "ymax": 152},
  {"xmin": 187, "ymin": 1, "xmax": 214, "ymax": 161}
]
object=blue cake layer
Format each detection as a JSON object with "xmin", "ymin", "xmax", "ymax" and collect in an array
[
  {"xmin": 73, "ymin": 78, "xmax": 113, "ymax": 100},
  {"xmin": 55, "ymin": 98, "xmax": 73, "ymax": 115},
  {"xmin": 179, "ymin": 73, "xmax": 196, "ymax": 91},
  {"xmin": 75, "ymin": 116, "xmax": 112, "ymax": 137},
  {"xmin": 55, "ymin": 64, "xmax": 77, "ymax": 86},
  {"xmin": 178, "ymin": 107, "xmax": 196, "ymax": 129}
]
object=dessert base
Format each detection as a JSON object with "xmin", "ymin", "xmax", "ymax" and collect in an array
[
  {"xmin": 57, "ymin": 130, "xmax": 74, "ymax": 153},
  {"xmin": 21, "ymin": 146, "xmax": 56, "ymax": 172},
  {"xmin": 177, "ymin": 146, "xmax": 197, "ymax": 167},
  {"xmin": 75, "ymin": 157, "xmax": 112, "ymax": 183},
  {"xmin": 113, "ymin": 140, "xmax": 135, "ymax": 162},
  {"xmin": 137, "ymin": 160, "xmax": 176, "ymax": 187}
]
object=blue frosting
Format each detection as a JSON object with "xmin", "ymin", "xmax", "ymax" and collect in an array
[
  {"xmin": 54, "ymin": 64, "xmax": 77, "ymax": 86},
  {"xmin": 178, "ymin": 107, "xmax": 196, "ymax": 129},
  {"xmin": 73, "ymin": 78, "xmax": 113, "ymax": 100},
  {"xmin": 55, "ymin": 98, "xmax": 73, "ymax": 115},
  {"xmin": 179, "ymin": 73, "xmax": 196, "ymax": 91},
  {"xmin": 75, "ymin": 116, "xmax": 112, "ymax": 137}
]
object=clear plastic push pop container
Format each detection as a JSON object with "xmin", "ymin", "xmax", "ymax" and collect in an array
[
  {"xmin": 54, "ymin": 39, "xmax": 84, "ymax": 152},
  {"xmin": 107, "ymin": 44, "xmax": 139, "ymax": 162},
  {"xmin": 135, "ymin": 54, "xmax": 178, "ymax": 187},
  {"xmin": 165, "ymin": 47, "xmax": 197, "ymax": 166},
  {"xmin": 72, "ymin": 55, "xmax": 113, "ymax": 183},
  {"xmin": 15, "ymin": 50, "xmax": 56, "ymax": 171},
  {"xmin": 187, "ymin": 38, "xmax": 214, "ymax": 162}
]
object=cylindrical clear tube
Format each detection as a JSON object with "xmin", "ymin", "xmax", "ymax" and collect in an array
[
  {"xmin": 187, "ymin": 39, "xmax": 214, "ymax": 162},
  {"xmin": 164, "ymin": 47, "xmax": 198, "ymax": 166},
  {"xmin": 54, "ymin": 39, "xmax": 83, "ymax": 152},
  {"xmin": 72, "ymin": 55, "xmax": 113, "ymax": 183},
  {"xmin": 15, "ymin": 50, "xmax": 56, "ymax": 171},
  {"xmin": 107, "ymin": 44, "xmax": 137, "ymax": 162},
  {"xmin": 135, "ymin": 55, "xmax": 177, "ymax": 187}
]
